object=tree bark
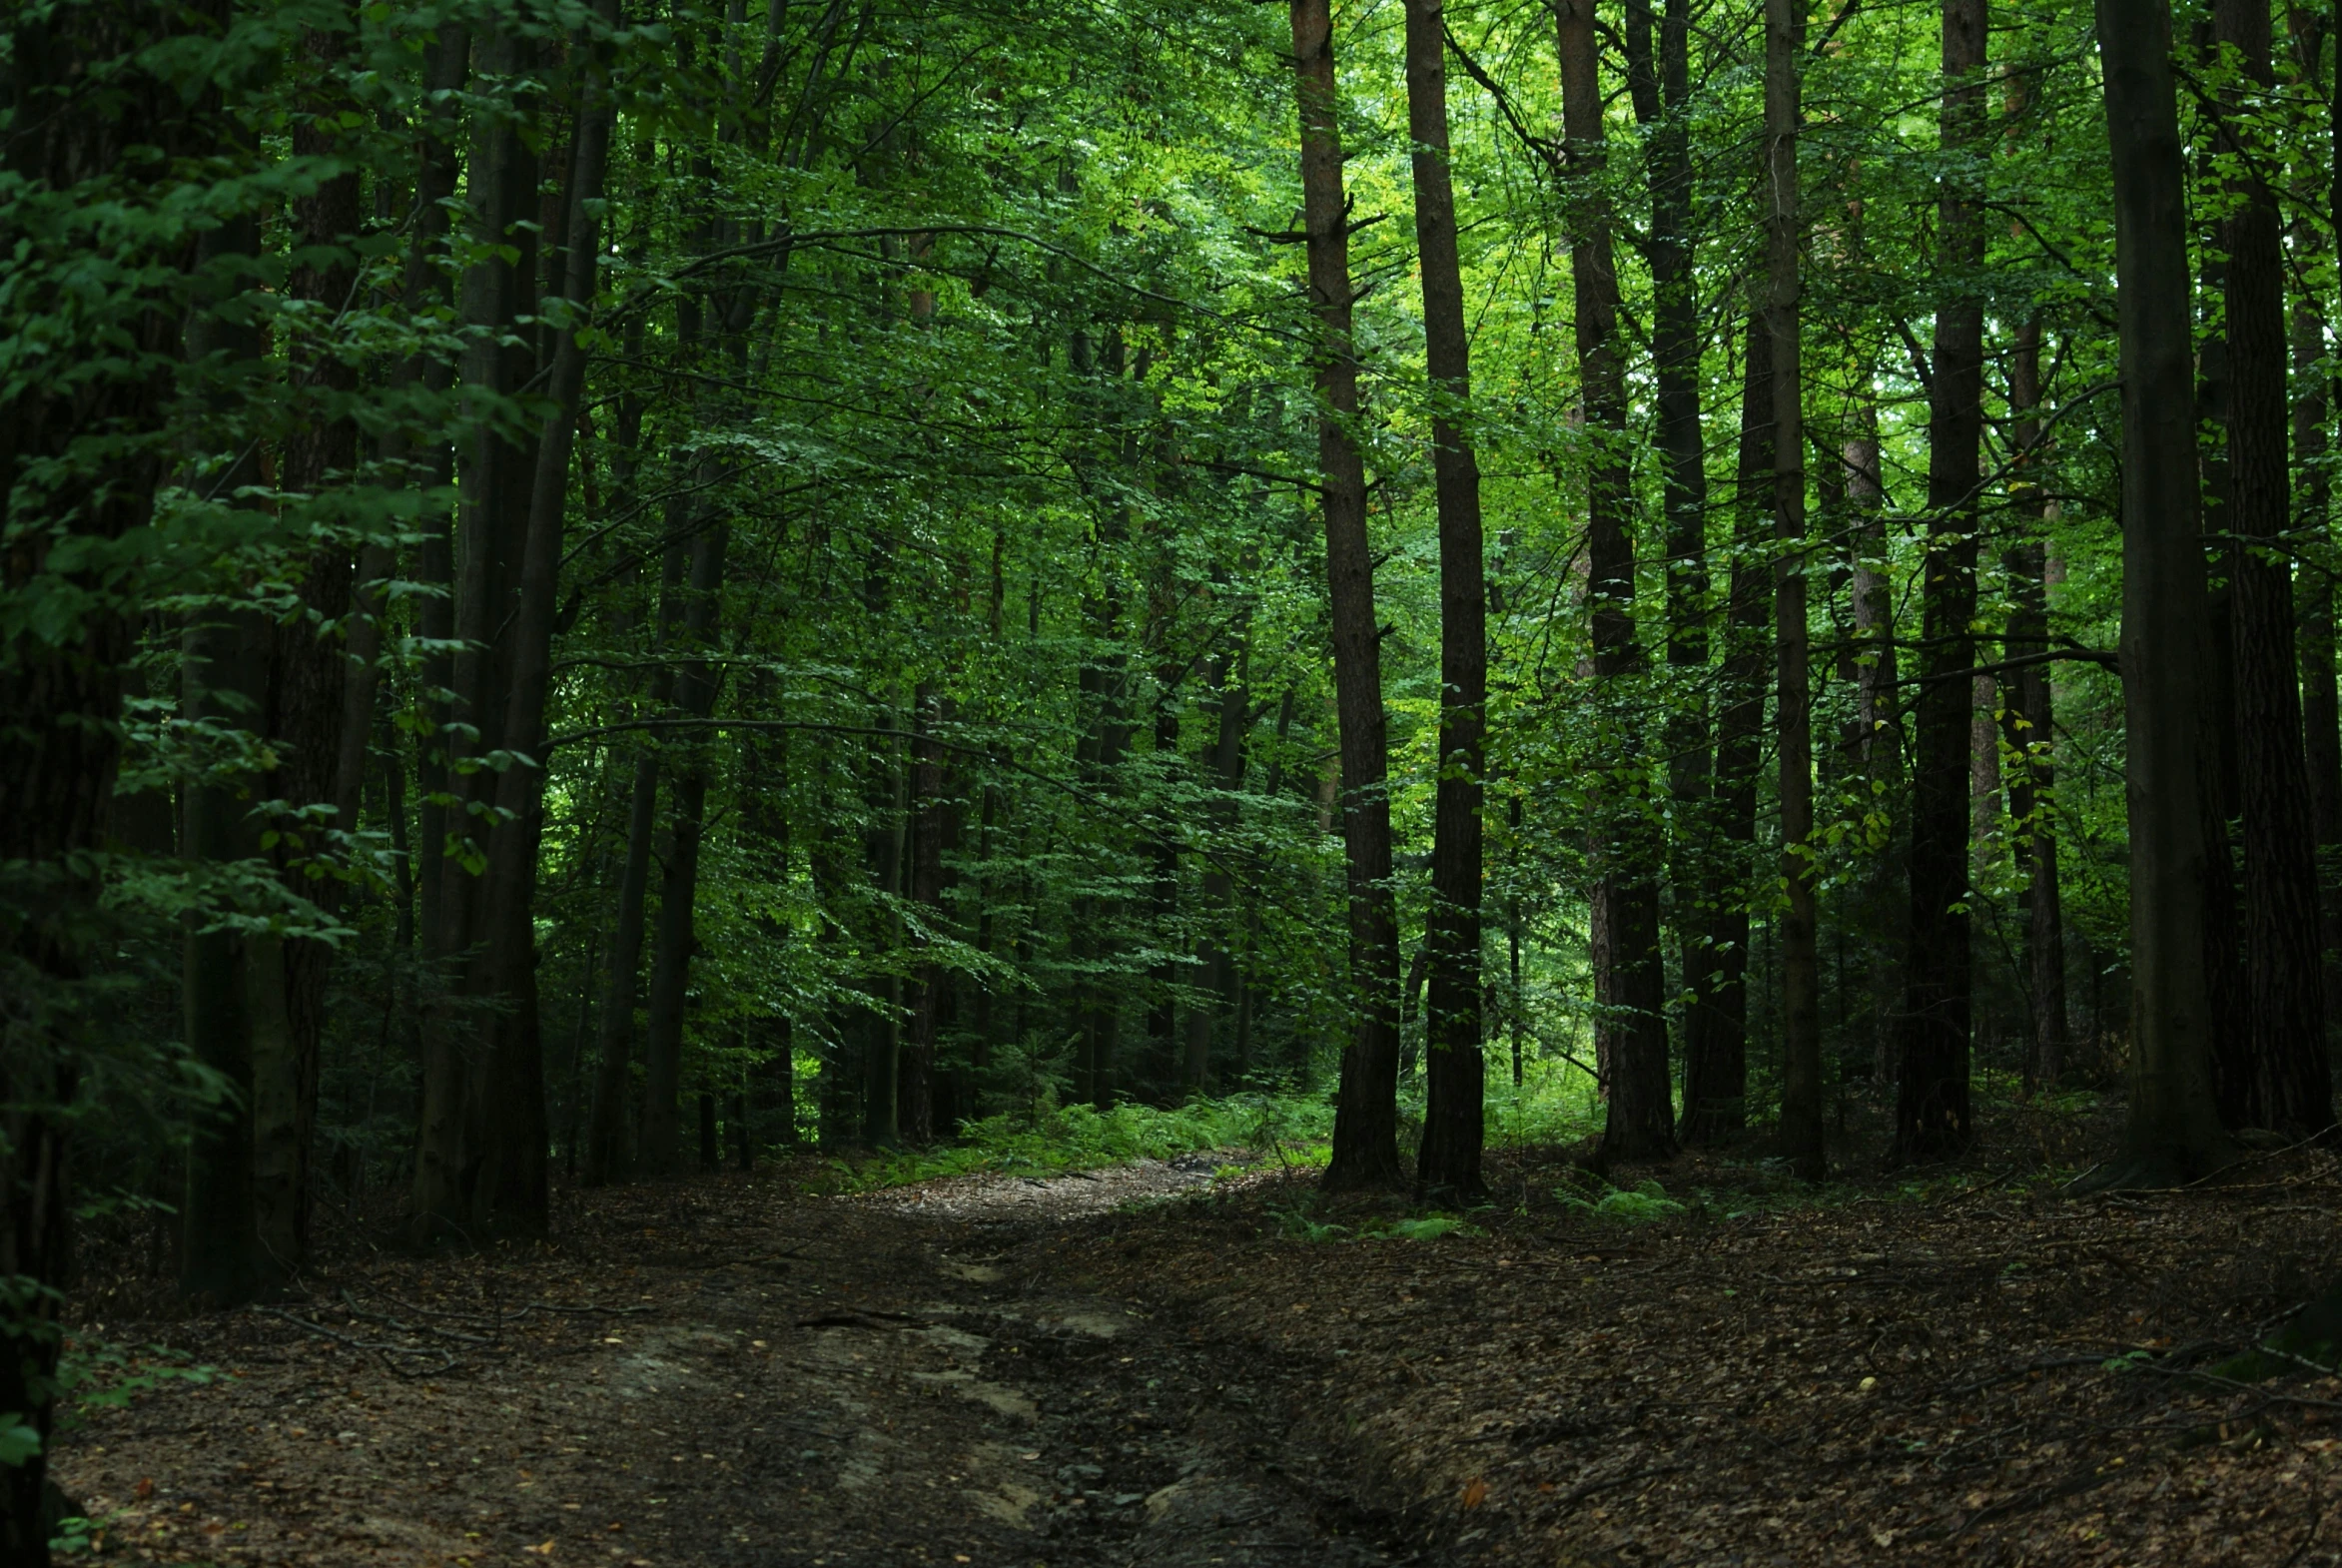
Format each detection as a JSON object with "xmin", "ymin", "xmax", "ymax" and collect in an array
[
  {"xmin": 2296, "ymin": 295, "xmax": 2342, "ymax": 1062},
  {"xmin": 1683, "ymin": 319, "xmax": 1774, "ymax": 1144},
  {"xmin": 1564, "ymin": 0, "xmax": 1673, "ymax": 1165},
  {"xmin": 2, "ymin": 1, "xmax": 232, "ymax": 1546},
  {"xmin": 413, "ymin": 25, "xmax": 540, "ymax": 1243},
  {"xmin": 1768, "ymin": 0, "xmax": 1824, "ymax": 1179},
  {"xmin": 584, "ymin": 539, "xmax": 679, "ymax": 1185},
  {"xmin": 2002, "ymin": 316, "xmax": 2068, "ymax": 1090},
  {"xmin": 1404, "ymin": 0, "xmax": 1489, "ymax": 1201},
  {"xmin": 639, "ymin": 514, "xmax": 731, "ymax": 1172},
  {"xmin": 1896, "ymin": 0, "xmax": 1986, "ymax": 1161},
  {"xmin": 2093, "ymin": 0, "xmax": 2234, "ymax": 1183},
  {"xmin": 1625, "ymin": 0, "xmax": 1712, "ymax": 1147},
  {"xmin": 2215, "ymin": 0, "xmax": 2332, "ymax": 1134},
  {"xmin": 1294, "ymin": 0, "xmax": 1405, "ymax": 1192}
]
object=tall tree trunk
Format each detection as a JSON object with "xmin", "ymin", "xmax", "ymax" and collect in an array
[
  {"xmin": 413, "ymin": 27, "xmax": 540, "ymax": 1242},
  {"xmin": 1184, "ymin": 644, "xmax": 1248, "ymax": 1090},
  {"xmin": 259, "ymin": 15, "xmax": 366, "ymax": 1269},
  {"xmin": 179, "ymin": 218, "xmax": 276, "ymax": 1304},
  {"xmin": 582, "ymin": 417, "xmax": 672, "ymax": 1186},
  {"xmin": 464, "ymin": 0, "xmax": 615, "ymax": 1228},
  {"xmin": 2094, "ymin": 0, "xmax": 2234, "ymax": 1182},
  {"xmin": 1564, "ymin": 0, "xmax": 1673, "ymax": 1165},
  {"xmin": 2216, "ymin": 0, "xmax": 2332, "ymax": 1134},
  {"xmin": 1844, "ymin": 396, "xmax": 1902, "ymax": 1091},
  {"xmin": 639, "ymin": 514, "xmax": 731, "ymax": 1172},
  {"xmin": 2002, "ymin": 316, "xmax": 2069, "ymax": 1089},
  {"xmin": 1896, "ymin": 0, "xmax": 1987, "ymax": 1161},
  {"xmin": 1404, "ymin": 0, "xmax": 1489, "ymax": 1201},
  {"xmin": 1625, "ymin": 0, "xmax": 1712, "ymax": 1144},
  {"xmin": 2311, "ymin": 0, "xmax": 2342, "ymax": 1067},
  {"xmin": 1683, "ymin": 320, "xmax": 1774, "ymax": 1144},
  {"xmin": 2296, "ymin": 294, "xmax": 2342, "ymax": 1062},
  {"xmin": 903, "ymin": 683, "xmax": 948, "ymax": 1143},
  {"xmin": 2, "ymin": 3, "xmax": 231, "ymax": 1547},
  {"xmin": 1768, "ymin": 0, "xmax": 1824, "ymax": 1178},
  {"xmin": 1295, "ymin": 0, "xmax": 1405, "ymax": 1192}
]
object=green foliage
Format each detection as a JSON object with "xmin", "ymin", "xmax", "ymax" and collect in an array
[
  {"xmin": 833, "ymin": 1093, "xmax": 1334, "ymax": 1191},
  {"xmin": 1559, "ymin": 1178, "xmax": 1688, "ymax": 1223}
]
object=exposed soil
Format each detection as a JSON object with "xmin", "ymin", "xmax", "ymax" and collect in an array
[
  {"xmin": 53, "ymin": 1099, "xmax": 2342, "ymax": 1568},
  {"xmin": 57, "ymin": 1154, "xmax": 1416, "ymax": 1568}
]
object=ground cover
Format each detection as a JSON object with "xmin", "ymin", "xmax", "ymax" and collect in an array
[{"xmin": 48, "ymin": 1089, "xmax": 2342, "ymax": 1567}]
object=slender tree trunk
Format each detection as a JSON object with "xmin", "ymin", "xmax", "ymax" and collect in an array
[
  {"xmin": 1626, "ymin": 0, "xmax": 1712, "ymax": 1142},
  {"xmin": 2296, "ymin": 296, "xmax": 2342, "ymax": 1062},
  {"xmin": 2002, "ymin": 316, "xmax": 2069, "ymax": 1089},
  {"xmin": 2312, "ymin": 0, "xmax": 2342, "ymax": 1067},
  {"xmin": 1564, "ymin": 0, "xmax": 1673, "ymax": 1165},
  {"xmin": 1684, "ymin": 320, "xmax": 1774, "ymax": 1144},
  {"xmin": 1842, "ymin": 400, "xmax": 1903, "ymax": 1092},
  {"xmin": 1404, "ymin": 0, "xmax": 1489, "ymax": 1201},
  {"xmin": 1184, "ymin": 644, "xmax": 1248, "ymax": 1090},
  {"xmin": 2216, "ymin": 0, "xmax": 2332, "ymax": 1134},
  {"xmin": 1768, "ymin": 0, "xmax": 1824, "ymax": 1178},
  {"xmin": 904, "ymin": 683, "xmax": 947, "ymax": 1143},
  {"xmin": 214, "ymin": 14, "xmax": 365, "ymax": 1280},
  {"xmin": 640, "ymin": 515, "xmax": 731, "ymax": 1172},
  {"xmin": 463, "ymin": 3, "xmax": 614, "ymax": 1227},
  {"xmin": 2094, "ymin": 0, "xmax": 2234, "ymax": 1182},
  {"xmin": 1896, "ymin": 0, "xmax": 1987, "ymax": 1160},
  {"xmin": 413, "ymin": 27, "xmax": 540, "ymax": 1242},
  {"xmin": 1294, "ymin": 0, "xmax": 1405, "ymax": 1191}
]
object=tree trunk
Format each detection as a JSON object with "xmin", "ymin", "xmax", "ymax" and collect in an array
[
  {"xmin": 2, "ymin": 2, "xmax": 232, "ymax": 1546},
  {"xmin": 1404, "ymin": 0, "xmax": 1489, "ymax": 1201},
  {"xmin": 1768, "ymin": 0, "xmax": 1824, "ymax": 1179},
  {"xmin": 465, "ymin": 6, "xmax": 615, "ymax": 1227},
  {"xmin": 2215, "ymin": 0, "xmax": 2332, "ymax": 1134},
  {"xmin": 2093, "ymin": 0, "xmax": 2234, "ymax": 1182},
  {"xmin": 1294, "ymin": 0, "xmax": 1405, "ymax": 1192},
  {"xmin": 1683, "ymin": 319, "xmax": 1774, "ymax": 1144},
  {"xmin": 640, "ymin": 516, "xmax": 731, "ymax": 1173},
  {"xmin": 413, "ymin": 28, "xmax": 540, "ymax": 1242},
  {"xmin": 2296, "ymin": 295, "xmax": 2342, "ymax": 1064},
  {"xmin": 259, "ymin": 17, "xmax": 366, "ymax": 1268},
  {"xmin": 1184, "ymin": 645, "xmax": 1248, "ymax": 1090},
  {"xmin": 1896, "ymin": 0, "xmax": 1986, "ymax": 1161},
  {"xmin": 1564, "ymin": 0, "xmax": 1673, "ymax": 1165},
  {"xmin": 2002, "ymin": 315, "xmax": 2069, "ymax": 1090},
  {"xmin": 903, "ymin": 683, "xmax": 948, "ymax": 1143},
  {"xmin": 1625, "ymin": 0, "xmax": 1711, "ymax": 1147}
]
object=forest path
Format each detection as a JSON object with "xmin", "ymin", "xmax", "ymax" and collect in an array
[{"xmin": 59, "ymin": 1160, "xmax": 1422, "ymax": 1568}]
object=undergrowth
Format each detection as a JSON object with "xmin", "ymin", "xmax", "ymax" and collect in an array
[{"xmin": 832, "ymin": 1093, "xmax": 1335, "ymax": 1190}]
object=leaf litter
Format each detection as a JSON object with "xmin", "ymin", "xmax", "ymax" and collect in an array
[{"xmin": 52, "ymin": 1093, "xmax": 2342, "ymax": 1566}]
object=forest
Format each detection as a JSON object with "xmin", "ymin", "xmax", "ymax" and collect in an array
[{"xmin": 7, "ymin": 0, "xmax": 2342, "ymax": 1559}]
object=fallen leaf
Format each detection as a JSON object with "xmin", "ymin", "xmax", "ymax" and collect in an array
[{"xmin": 1462, "ymin": 1477, "xmax": 1487, "ymax": 1509}]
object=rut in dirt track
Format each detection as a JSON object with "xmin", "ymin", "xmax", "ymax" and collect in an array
[{"xmin": 57, "ymin": 1161, "xmax": 1437, "ymax": 1568}]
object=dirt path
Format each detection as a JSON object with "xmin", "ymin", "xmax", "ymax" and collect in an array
[{"xmin": 58, "ymin": 1161, "xmax": 1421, "ymax": 1568}]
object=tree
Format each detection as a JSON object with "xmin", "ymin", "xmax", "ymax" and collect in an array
[
  {"xmin": 1404, "ymin": 0, "xmax": 1489, "ymax": 1201},
  {"xmin": 1562, "ymin": 0, "xmax": 1672, "ymax": 1166},
  {"xmin": 1288, "ymin": 0, "xmax": 1405, "ymax": 1190},
  {"xmin": 1896, "ymin": 0, "xmax": 1988, "ymax": 1162},
  {"xmin": 2094, "ymin": 0, "xmax": 2235, "ymax": 1184},
  {"xmin": 1768, "ymin": 0, "xmax": 1824, "ymax": 1180}
]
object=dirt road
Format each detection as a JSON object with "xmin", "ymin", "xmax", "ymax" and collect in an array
[{"xmin": 59, "ymin": 1160, "xmax": 1422, "ymax": 1568}]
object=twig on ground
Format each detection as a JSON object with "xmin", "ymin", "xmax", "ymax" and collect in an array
[{"xmin": 253, "ymin": 1306, "xmax": 460, "ymax": 1378}]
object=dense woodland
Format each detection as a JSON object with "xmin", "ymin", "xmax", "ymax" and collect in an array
[{"xmin": 3, "ymin": 0, "xmax": 2339, "ymax": 1555}]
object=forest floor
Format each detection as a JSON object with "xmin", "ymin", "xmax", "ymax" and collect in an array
[{"xmin": 52, "ymin": 1091, "xmax": 2342, "ymax": 1568}]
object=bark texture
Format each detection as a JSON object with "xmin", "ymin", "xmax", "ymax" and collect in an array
[
  {"xmin": 1404, "ymin": 0, "xmax": 1489, "ymax": 1200},
  {"xmin": 1294, "ymin": 0, "xmax": 1405, "ymax": 1192},
  {"xmin": 1897, "ymin": 0, "xmax": 1987, "ymax": 1160}
]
